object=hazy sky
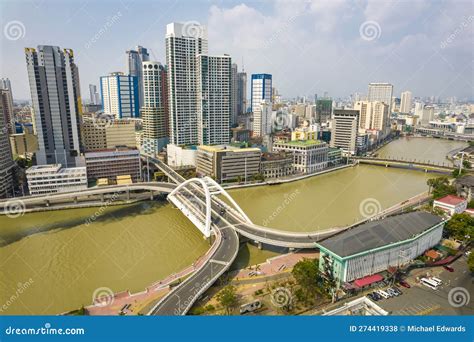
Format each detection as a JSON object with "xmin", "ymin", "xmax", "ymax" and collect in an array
[{"xmin": 1, "ymin": 0, "xmax": 472, "ymax": 101}]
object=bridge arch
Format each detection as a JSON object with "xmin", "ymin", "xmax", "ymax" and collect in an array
[{"xmin": 167, "ymin": 176, "xmax": 252, "ymax": 237}]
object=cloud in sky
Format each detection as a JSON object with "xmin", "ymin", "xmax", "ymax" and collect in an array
[{"xmin": 0, "ymin": 0, "xmax": 472, "ymax": 101}]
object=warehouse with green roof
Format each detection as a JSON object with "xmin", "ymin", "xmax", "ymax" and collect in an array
[{"xmin": 315, "ymin": 211, "xmax": 445, "ymax": 286}]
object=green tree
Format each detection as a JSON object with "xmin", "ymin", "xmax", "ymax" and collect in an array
[
  {"xmin": 444, "ymin": 213, "xmax": 474, "ymax": 243},
  {"xmin": 291, "ymin": 258, "xmax": 326, "ymax": 300},
  {"xmin": 468, "ymin": 200, "xmax": 474, "ymax": 209},
  {"xmin": 427, "ymin": 177, "xmax": 457, "ymax": 199},
  {"xmin": 216, "ymin": 285, "xmax": 237, "ymax": 315},
  {"xmin": 467, "ymin": 252, "xmax": 474, "ymax": 273}
]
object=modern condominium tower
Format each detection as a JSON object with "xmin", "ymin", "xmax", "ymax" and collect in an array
[
  {"xmin": 25, "ymin": 45, "xmax": 83, "ymax": 166},
  {"xmin": 142, "ymin": 61, "xmax": 169, "ymax": 155},
  {"xmin": 126, "ymin": 45, "xmax": 150, "ymax": 109},
  {"xmin": 400, "ymin": 91, "xmax": 412, "ymax": 114},
  {"xmin": 251, "ymin": 74, "xmax": 272, "ymax": 114},
  {"xmin": 367, "ymin": 83, "xmax": 393, "ymax": 113},
  {"xmin": 100, "ymin": 72, "xmax": 139, "ymax": 119},
  {"xmin": 0, "ymin": 78, "xmax": 14, "ymax": 134},
  {"xmin": 236, "ymin": 70, "xmax": 247, "ymax": 116},
  {"xmin": 197, "ymin": 55, "xmax": 231, "ymax": 145},
  {"xmin": 166, "ymin": 22, "xmax": 208, "ymax": 145},
  {"xmin": 0, "ymin": 96, "xmax": 14, "ymax": 198}
]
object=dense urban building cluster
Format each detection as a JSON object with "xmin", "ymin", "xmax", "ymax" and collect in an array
[{"xmin": 0, "ymin": 21, "xmax": 472, "ymax": 197}]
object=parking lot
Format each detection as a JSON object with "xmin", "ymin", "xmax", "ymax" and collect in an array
[{"xmin": 375, "ymin": 255, "xmax": 473, "ymax": 315}]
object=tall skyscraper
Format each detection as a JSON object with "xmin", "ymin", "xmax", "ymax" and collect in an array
[
  {"xmin": 400, "ymin": 91, "xmax": 412, "ymax": 114},
  {"xmin": 166, "ymin": 22, "xmax": 208, "ymax": 145},
  {"xmin": 330, "ymin": 109, "xmax": 360, "ymax": 155},
  {"xmin": 252, "ymin": 99, "xmax": 272, "ymax": 137},
  {"xmin": 25, "ymin": 46, "xmax": 83, "ymax": 166},
  {"xmin": 197, "ymin": 55, "xmax": 231, "ymax": 145},
  {"xmin": 354, "ymin": 101, "xmax": 389, "ymax": 132},
  {"xmin": 126, "ymin": 45, "xmax": 150, "ymax": 109},
  {"xmin": 0, "ymin": 96, "xmax": 14, "ymax": 198},
  {"xmin": 316, "ymin": 98, "xmax": 332, "ymax": 124},
  {"xmin": 88, "ymin": 84, "xmax": 100, "ymax": 105},
  {"xmin": 231, "ymin": 63, "xmax": 238, "ymax": 127},
  {"xmin": 367, "ymin": 83, "xmax": 394, "ymax": 113},
  {"xmin": 142, "ymin": 61, "xmax": 169, "ymax": 155},
  {"xmin": 0, "ymin": 78, "xmax": 15, "ymax": 134},
  {"xmin": 237, "ymin": 70, "xmax": 247, "ymax": 116},
  {"xmin": 100, "ymin": 72, "xmax": 139, "ymax": 119},
  {"xmin": 251, "ymin": 74, "xmax": 272, "ymax": 114}
]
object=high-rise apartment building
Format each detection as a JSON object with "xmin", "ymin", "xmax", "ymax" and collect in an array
[
  {"xmin": 25, "ymin": 46, "xmax": 83, "ymax": 166},
  {"xmin": 197, "ymin": 55, "xmax": 231, "ymax": 145},
  {"xmin": 100, "ymin": 72, "xmax": 139, "ymax": 119},
  {"xmin": 316, "ymin": 99, "xmax": 332, "ymax": 124},
  {"xmin": 252, "ymin": 100, "xmax": 272, "ymax": 137},
  {"xmin": 166, "ymin": 22, "xmax": 208, "ymax": 145},
  {"xmin": 400, "ymin": 91, "xmax": 412, "ymax": 114},
  {"xmin": 237, "ymin": 71, "xmax": 247, "ymax": 116},
  {"xmin": 0, "ymin": 78, "xmax": 14, "ymax": 134},
  {"xmin": 354, "ymin": 101, "xmax": 389, "ymax": 132},
  {"xmin": 367, "ymin": 83, "xmax": 393, "ymax": 113},
  {"xmin": 230, "ymin": 63, "xmax": 239, "ymax": 127},
  {"xmin": 89, "ymin": 84, "xmax": 101, "ymax": 105},
  {"xmin": 0, "ymin": 97, "xmax": 14, "ymax": 198},
  {"xmin": 330, "ymin": 109, "xmax": 360, "ymax": 155},
  {"xmin": 141, "ymin": 61, "xmax": 169, "ymax": 155},
  {"xmin": 126, "ymin": 45, "xmax": 150, "ymax": 108},
  {"xmin": 251, "ymin": 74, "xmax": 272, "ymax": 114}
]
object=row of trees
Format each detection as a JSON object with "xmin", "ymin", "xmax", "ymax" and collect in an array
[{"xmin": 426, "ymin": 177, "xmax": 457, "ymax": 199}]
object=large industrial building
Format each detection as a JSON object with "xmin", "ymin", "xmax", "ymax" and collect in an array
[{"xmin": 315, "ymin": 212, "xmax": 445, "ymax": 286}]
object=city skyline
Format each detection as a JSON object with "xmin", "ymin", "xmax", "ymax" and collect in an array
[{"xmin": 1, "ymin": 0, "xmax": 472, "ymax": 102}]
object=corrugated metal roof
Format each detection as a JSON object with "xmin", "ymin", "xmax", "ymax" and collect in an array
[{"xmin": 318, "ymin": 212, "xmax": 443, "ymax": 258}]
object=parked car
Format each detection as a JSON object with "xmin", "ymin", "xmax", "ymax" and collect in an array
[
  {"xmin": 386, "ymin": 288, "xmax": 399, "ymax": 297},
  {"xmin": 367, "ymin": 293, "xmax": 378, "ymax": 301},
  {"xmin": 443, "ymin": 265, "xmax": 454, "ymax": 272},
  {"xmin": 377, "ymin": 290, "xmax": 390, "ymax": 299},
  {"xmin": 399, "ymin": 280, "xmax": 411, "ymax": 288},
  {"xmin": 371, "ymin": 292, "xmax": 382, "ymax": 301},
  {"xmin": 391, "ymin": 287, "xmax": 402, "ymax": 295}
]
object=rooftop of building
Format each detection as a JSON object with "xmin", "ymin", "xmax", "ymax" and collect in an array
[
  {"xmin": 26, "ymin": 164, "xmax": 86, "ymax": 175},
  {"xmin": 316, "ymin": 211, "xmax": 444, "ymax": 258},
  {"xmin": 198, "ymin": 145, "xmax": 261, "ymax": 153},
  {"xmin": 434, "ymin": 195, "xmax": 467, "ymax": 206},
  {"xmin": 275, "ymin": 139, "xmax": 324, "ymax": 147},
  {"xmin": 84, "ymin": 147, "xmax": 139, "ymax": 155}
]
